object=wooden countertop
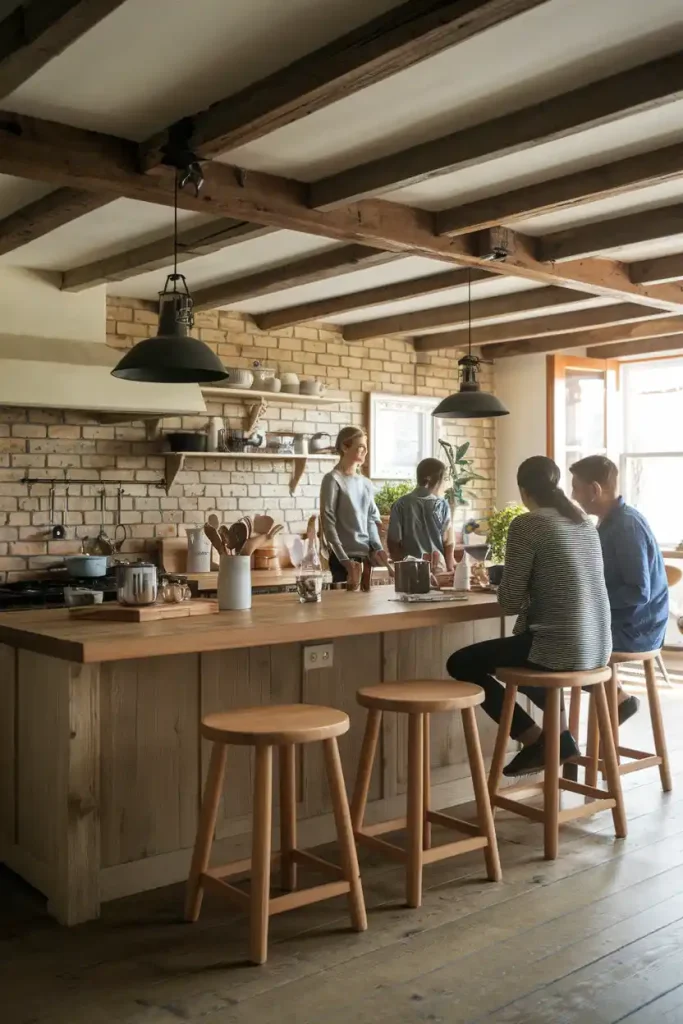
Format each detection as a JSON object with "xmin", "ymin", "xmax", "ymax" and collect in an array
[{"xmin": 0, "ymin": 589, "xmax": 501, "ymax": 664}]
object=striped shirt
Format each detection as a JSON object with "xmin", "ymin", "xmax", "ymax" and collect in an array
[{"xmin": 498, "ymin": 507, "xmax": 612, "ymax": 671}]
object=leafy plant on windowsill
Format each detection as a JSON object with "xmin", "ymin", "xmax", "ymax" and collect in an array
[
  {"xmin": 374, "ymin": 481, "xmax": 413, "ymax": 516},
  {"xmin": 438, "ymin": 438, "xmax": 485, "ymax": 507},
  {"xmin": 486, "ymin": 504, "xmax": 526, "ymax": 564}
]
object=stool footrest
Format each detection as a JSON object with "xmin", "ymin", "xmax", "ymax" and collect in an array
[
  {"xmin": 558, "ymin": 778, "xmax": 610, "ymax": 800},
  {"xmin": 619, "ymin": 745, "xmax": 660, "ymax": 762},
  {"xmin": 361, "ymin": 816, "xmax": 407, "ymax": 837},
  {"xmin": 201, "ymin": 873, "xmax": 250, "ymax": 910},
  {"xmin": 492, "ymin": 794, "xmax": 545, "ymax": 822},
  {"xmin": 269, "ymin": 881, "xmax": 350, "ymax": 916},
  {"xmin": 205, "ymin": 853, "xmax": 280, "ymax": 881},
  {"xmin": 557, "ymin": 799, "xmax": 615, "ymax": 824},
  {"xmin": 291, "ymin": 849, "xmax": 344, "ymax": 877},
  {"xmin": 497, "ymin": 780, "xmax": 545, "ymax": 799},
  {"xmin": 355, "ymin": 831, "xmax": 406, "ymax": 862},
  {"xmin": 427, "ymin": 810, "xmax": 480, "ymax": 836},
  {"xmin": 422, "ymin": 836, "xmax": 488, "ymax": 865}
]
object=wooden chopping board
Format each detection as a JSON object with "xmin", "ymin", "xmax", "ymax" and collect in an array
[{"xmin": 69, "ymin": 599, "xmax": 218, "ymax": 621}]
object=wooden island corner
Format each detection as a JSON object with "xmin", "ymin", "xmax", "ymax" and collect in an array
[{"xmin": 0, "ymin": 590, "xmax": 505, "ymax": 925}]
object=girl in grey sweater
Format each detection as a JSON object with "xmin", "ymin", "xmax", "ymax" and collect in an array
[{"xmin": 320, "ymin": 427, "xmax": 384, "ymax": 584}]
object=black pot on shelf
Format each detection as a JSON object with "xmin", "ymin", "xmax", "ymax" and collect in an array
[
  {"xmin": 487, "ymin": 564, "xmax": 504, "ymax": 587},
  {"xmin": 165, "ymin": 432, "xmax": 208, "ymax": 452}
]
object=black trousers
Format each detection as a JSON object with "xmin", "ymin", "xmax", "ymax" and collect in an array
[{"xmin": 447, "ymin": 632, "xmax": 560, "ymax": 741}]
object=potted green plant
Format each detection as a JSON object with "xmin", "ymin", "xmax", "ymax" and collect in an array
[
  {"xmin": 485, "ymin": 503, "xmax": 525, "ymax": 584},
  {"xmin": 373, "ymin": 481, "xmax": 413, "ymax": 548},
  {"xmin": 438, "ymin": 439, "xmax": 485, "ymax": 535}
]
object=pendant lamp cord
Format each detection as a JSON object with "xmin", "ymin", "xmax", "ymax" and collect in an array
[
  {"xmin": 467, "ymin": 267, "xmax": 472, "ymax": 358},
  {"xmin": 173, "ymin": 170, "xmax": 179, "ymax": 280}
]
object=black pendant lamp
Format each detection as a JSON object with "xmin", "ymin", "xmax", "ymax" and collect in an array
[
  {"xmin": 432, "ymin": 268, "xmax": 509, "ymax": 420},
  {"xmin": 112, "ymin": 172, "xmax": 227, "ymax": 384}
]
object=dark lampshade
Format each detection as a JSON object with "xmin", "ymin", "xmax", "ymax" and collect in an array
[
  {"xmin": 433, "ymin": 354, "xmax": 508, "ymax": 420},
  {"xmin": 112, "ymin": 282, "xmax": 227, "ymax": 384},
  {"xmin": 432, "ymin": 389, "xmax": 509, "ymax": 419}
]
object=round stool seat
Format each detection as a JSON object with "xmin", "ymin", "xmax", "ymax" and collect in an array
[
  {"xmin": 201, "ymin": 704, "xmax": 349, "ymax": 746},
  {"xmin": 610, "ymin": 649, "xmax": 659, "ymax": 665},
  {"xmin": 357, "ymin": 681, "xmax": 483, "ymax": 714},
  {"xmin": 497, "ymin": 666, "xmax": 611, "ymax": 689}
]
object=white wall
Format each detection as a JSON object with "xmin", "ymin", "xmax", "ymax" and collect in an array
[
  {"xmin": 495, "ymin": 354, "xmax": 547, "ymax": 507},
  {"xmin": 0, "ymin": 267, "xmax": 106, "ymax": 342}
]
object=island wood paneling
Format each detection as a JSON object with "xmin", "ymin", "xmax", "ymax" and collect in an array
[
  {"xmin": 0, "ymin": 643, "xmax": 16, "ymax": 849},
  {"xmin": 100, "ymin": 654, "xmax": 199, "ymax": 868}
]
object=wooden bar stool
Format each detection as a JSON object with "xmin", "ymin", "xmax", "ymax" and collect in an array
[
  {"xmin": 578, "ymin": 650, "xmax": 672, "ymax": 793},
  {"xmin": 489, "ymin": 667, "xmax": 627, "ymax": 861},
  {"xmin": 185, "ymin": 704, "xmax": 366, "ymax": 964},
  {"xmin": 351, "ymin": 681, "xmax": 501, "ymax": 909}
]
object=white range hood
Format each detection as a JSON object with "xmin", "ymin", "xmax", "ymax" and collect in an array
[{"xmin": 0, "ymin": 334, "xmax": 208, "ymax": 416}]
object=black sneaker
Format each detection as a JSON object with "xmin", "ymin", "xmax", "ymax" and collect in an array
[
  {"xmin": 503, "ymin": 731, "xmax": 580, "ymax": 778},
  {"xmin": 618, "ymin": 694, "xmax": 640, "ymax": 726}
]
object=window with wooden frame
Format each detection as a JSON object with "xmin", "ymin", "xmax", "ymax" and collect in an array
[{"xmin": 546, "ymin": 353, "xmax": 621, "ymax": 490}]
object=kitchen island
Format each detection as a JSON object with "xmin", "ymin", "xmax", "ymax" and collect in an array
[{"xmin": 0, "ymin": 590, "xmax": 504, "ymax": 925}]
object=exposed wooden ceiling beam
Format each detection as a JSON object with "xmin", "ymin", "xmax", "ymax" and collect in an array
[
  {"xmin": 140, "ymin": 0, "xmax": 549, "ymax": 168},
  {"xmin": 4, "ymin": 113, "xmax": 683, "ymax": 314},
  {"xmin": 413, "ymin": 303, "xmax": 671, "ymax": 352},
  {"xmin": 483, "ymin": 316, "xmax": 683, "ymax": 359},
  {"xmin": 192, "ymin": 245, "xmax": 399, "ymax": 312},
  {"xmin": 629, "ymin": 252, "xmax": 683, "ymax": 286},
  {"xmin": 61, "ymin": 219, "xmax": 272, "ymax": 291},
  {"xmin": 0, "ymin": 187, "xmax": 112, "ymax": 256},
  {"xmin": 254, "ymin": 267, "xmax": 492, "ymax": 331},
  {"xmin": 587, "ymin": 333, "xmax": 683, "ymax": 360},
  {"xmin": 310, "ymin": 51, "xmax": 683, "ymax": 207},
  {"xmin": 539, "ymin": 203, "xmax": 683, "ymax": 263},
  {"xmin": 0, "ymin": 0, "xmax": 127, "ymax": 97},
  {"xmin": 436, "ymin": 142, "xmax": 683, "ymax": 236},
  {"xmin": 342, "ymin": 286, "xmax": 605, "ymax": 341}
]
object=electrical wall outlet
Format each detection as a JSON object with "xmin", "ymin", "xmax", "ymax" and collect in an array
[{"xmin": 304, "ymin": 643, "xmax": 334, "ymax": 671}]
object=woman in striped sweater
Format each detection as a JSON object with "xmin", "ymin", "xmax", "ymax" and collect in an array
[{"xmin": 448, "ymin": 456, "xmax": 611, "ymax": 778}]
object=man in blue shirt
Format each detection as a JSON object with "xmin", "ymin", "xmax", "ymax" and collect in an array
[
  {"xmin": 387, "ymin": 458, "xmax": 455, "ymax": 570},
  {"xmin": 571, "ymin": 455, "xmax": 669, "ymax": 724}
]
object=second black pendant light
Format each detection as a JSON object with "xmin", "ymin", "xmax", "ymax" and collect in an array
[{"xmin": 432, "ymin": 268, "xmax": 509, "ymax": 420}]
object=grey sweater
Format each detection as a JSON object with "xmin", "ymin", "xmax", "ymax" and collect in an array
[{"xmin": 320, "ymin": 469, "xmax": 382, "ymax": 561}]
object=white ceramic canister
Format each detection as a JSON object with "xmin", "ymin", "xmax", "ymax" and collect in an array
[
  {"xmin": 208, "ymin": 416, "xmax": 224, "ymax": 452},
  {"xmin": 453, "ymin": 552, "xmax": 471, "ymax": 592},
  {"xmin": 186, "ymin": 526, "xmax": 212, "ymax": 573},
  {"xmin": 217, "ymin": 555, "xmax": 252, "ymax": 610}
]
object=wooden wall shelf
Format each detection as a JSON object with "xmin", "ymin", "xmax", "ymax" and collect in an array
[
  {"xmin": 201, "ymin": 386, "xmax": 343, "ymax": 406},
  {"xmin": 164, "ymin": 451, "xmax": 337, "ymax": 493}
]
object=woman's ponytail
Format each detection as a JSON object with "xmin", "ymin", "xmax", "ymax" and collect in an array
[{"xmin": 517, "ymin": 456, "xmax": 584, "ymax": 524}]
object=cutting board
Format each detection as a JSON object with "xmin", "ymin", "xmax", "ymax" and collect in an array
[{"xmin": 69, "ymin": 599, "xmax": 218, "ymax": 621}]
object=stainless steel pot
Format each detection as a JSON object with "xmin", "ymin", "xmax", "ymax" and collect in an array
[
  {"xmin": 116, "ymin": 562, "xmax": 158, "ymax": 606},
  {"xmin": 394, "ymin": 559, "xmax": 430, "ymax": 595}
]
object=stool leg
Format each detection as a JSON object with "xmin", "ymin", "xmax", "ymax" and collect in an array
[
  {"xmin": 607, "ymin": 664, "xmax": 621, "ymax": 764},
  {"xmin": 543, "ymin": 688, "xmax": 561, "ymax": 861},
  {"xmin": 585, "ymin": 695, "xmax": 600, "ymax": 788},
  {"xmin": 279, "ymin": 744, "xmax": 297, "ymax": 892},
  {"xmin": 594, "ymin": 683, "xmax": 627, "ymax": 839},
  {"xmin": 488, "ymin": 683, "xmax": 518, "ymax": 801},
  {"xmin": 462, "ymin": 706, "xmax": 502, "ymax": 882},
  {"xmin": 645, "ymin": 657, "xmax": 672, "ymax": 793},
  {"xmin": 563, "ymin": 687, "xmax": 581, "ymax": 782},
  {"xmin": 250, "ymin": 743, "xmax": 273, "ymax": 965},
  {"xmin": 350, "ymin": 709, "xmax": 382, "ymax": 831},
  {"xmin": 406, "ymin": 712, "xmax": 425, "ymax": 908},
  {"xmin": 185, "ymin": 742, "xmax": 227, "ymax": 922},
  {"xmin": 655, "ymin": 652, "xmax": 674, "ymax": 688},
  {"xmin": 323, "ymin": 737, "xmax": 367, "ymax": 932},
  {"xmin": 423, "ymin": 713, "xmax": 431, "ymax": 851}
]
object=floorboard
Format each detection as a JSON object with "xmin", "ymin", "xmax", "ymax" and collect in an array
[{"xmin": 3, "ymin": 679, "xmax": 683, "ymax": 1023}]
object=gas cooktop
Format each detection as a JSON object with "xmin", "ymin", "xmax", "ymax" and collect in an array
[{"xmin": 0, "ymin": 575, "xmax": 118, "ymax": 611}]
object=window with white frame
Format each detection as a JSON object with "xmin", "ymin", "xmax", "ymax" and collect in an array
[
  {"xmin": 368, "ymin": 393, "xmax": 442, "ymax": 480},
  {"xmin": 621, "ymin": 357, "xmax": 683, "ymax": 547}
]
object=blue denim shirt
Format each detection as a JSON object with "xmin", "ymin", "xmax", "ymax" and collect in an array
[{"xmin": 598, "ymin": 498, "xmax": 668, "ymax": 653}]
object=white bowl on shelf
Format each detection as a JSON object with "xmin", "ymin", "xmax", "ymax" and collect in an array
[{"xmin": 217, "ymin": 367, "xmax": 254, "ymax": 389}]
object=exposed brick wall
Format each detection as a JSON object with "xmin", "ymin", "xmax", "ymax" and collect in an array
[{"xmin": 0, "ymin": 297, "xmax": 496, "ymax": 580}]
